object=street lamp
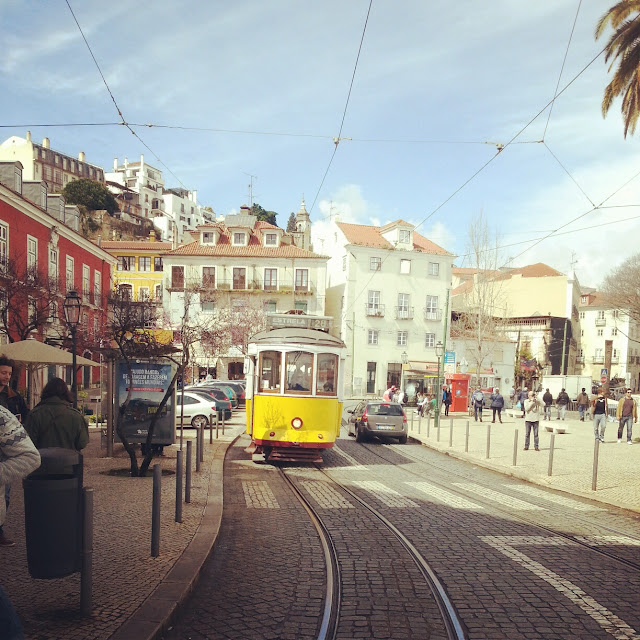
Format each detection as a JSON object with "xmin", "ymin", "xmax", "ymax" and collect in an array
[
  {"xmin": 400, "ymin": 351, "xmax": 408, "ymax": 400},
  {"xmin": 64, "ymin": 290, "xmax": 82, "ymax": 408},
  {"xmin": 435, "ymin": 341, "xmax": 444, "ymax": 428}
]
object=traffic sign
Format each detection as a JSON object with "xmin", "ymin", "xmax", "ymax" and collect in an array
[{"xmin": 600, "ymin": 368, "xmax": 608, "ymax": 384}]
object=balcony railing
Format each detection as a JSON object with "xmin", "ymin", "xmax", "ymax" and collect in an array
[
  {"xmin": 423, "ymin": 308, "xmax": 442, "ymax": 321},
  {"xmin": 576, "ymin": 356, "xmax": 585, "ymax": 364},
  {"xmin": 611, "ymin": 356, "xmax": 619, "ymax": 364},
  {"xmin": 167, "ymin": 277, "xmax": 315, "ymax": 294},
  {"xmin": 595, "ymin": 318, "xmax": 606, "ymax": 327},
  {"xmin": 395, "ymin": 306, "xmax": 414, "ymax": 320},
  {"xmin": 365, "ymin": 304, "xmax": 385, "ymax": 318},
  {"xmin": 592, "ymin": 356, "xmax": 604, "ymax": 364}
]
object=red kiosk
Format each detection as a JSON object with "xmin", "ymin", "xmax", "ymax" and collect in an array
[{"xmin": 445, "ymin": 373, "xmax": 471, "ymax": 413}]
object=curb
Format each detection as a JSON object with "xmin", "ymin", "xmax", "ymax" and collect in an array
[{"xmin": 108, "ymin": 432, "xmax": 244, "ymax": 640}]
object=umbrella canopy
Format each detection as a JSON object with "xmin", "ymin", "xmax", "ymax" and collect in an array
[{"xmin": 0, "ymin": 340, "xmax": 98, "ymax": 367}]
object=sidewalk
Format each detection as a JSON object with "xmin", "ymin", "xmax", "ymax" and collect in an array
[
  {"xmin": 406, "ymin": 407, "xmax": 640, "ymax": 513},
  {"xmin": 1, "ymin": 417, "xmax": 245, "ymax": 640}
]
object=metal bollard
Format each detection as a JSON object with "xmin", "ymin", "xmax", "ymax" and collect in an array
[
  {"xmin": 209, "ymin": 414, "xmax": 214, "ymax": 444},
  {"xmin": 437, "ymin": 418, "xmax": 441, "ymax": 442},
  {"xmin": 418, "ymin": 411, "xmax": 422, "ymax": 434},
  {"xmin": 175, "ymin": 449, "xmax": 183, "ymax": 523},
  {"xmin": 548, "ymin": 433, "xmax": 555, "ymax": 476},
  {"xmin": 186, "ymin": 440, "xmax": 192, "ymax": 504},
  {"xmin": 449, "ymin": 418, "xmax": 453, "ymax": 447},
  {"xmin": 80, "ymin": 487, "xmax": 94, "ymax": 617},
  {"xmin": 151, "ymin": 464, "xmax": 161, "ymax": 557},
  {"xmin": 512, "ymin": 429, "xmax": 518, "ymax": 466},
  {"xmin": 465, "ymin": 420, "xmax": 470, "ymax": 453},
  {"xmin": 592, "ymin": 439, "xmax": 599, "ymax": 490},
  {"xmin": 222, "ymin": 412, "xmax": 225, "ymax": 435},
  {"xmin": 410, "ymin": 409, "xmax": 414, "ymax": 431},
  {"xmin": 196, "ymin": 427, "xmax": 202, "ymax": 472},
  {"xmin": 486, "ymin": 423, "xmax": 491, "ymax": 459},
  {"xmin": 426, "ymin": 414, "xmax": 431, "ymax": 438},
  {"xmin": 199, "ymin": 424, "xmax": 204, "ymax": 464}
]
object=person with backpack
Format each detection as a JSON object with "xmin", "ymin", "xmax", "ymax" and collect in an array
[
  {"xmin": 471, "ymin": 386, "xmax": 485, "ymax": 422},
  {"xmin": 556, "ymin": 388, "xmax": 570, "ymax": 421},
  {"xmin": 542, "ymin": 388, "xmax": 553, "ymax": 421},
  {"xmin": 490, "ymin": 388, "xmax": 504, "ymax": 423}
]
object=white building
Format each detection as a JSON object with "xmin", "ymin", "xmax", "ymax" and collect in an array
[
  {"xmin": 160, "ymin": 188, "xmax": 214, "ymax": 245},
  {"xmin": 322, "ymin": 218, "xmax": 454, "ymax": 398}
]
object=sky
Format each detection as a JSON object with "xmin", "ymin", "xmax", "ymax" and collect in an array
[{"xmin": 1, "ymin": 0, "xmax": 638, "ymax": 289}]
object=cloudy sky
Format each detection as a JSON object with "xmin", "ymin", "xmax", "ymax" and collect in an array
[{"xmin": 1, "ymin": 1, "xmax": 638, "ymax": 287}]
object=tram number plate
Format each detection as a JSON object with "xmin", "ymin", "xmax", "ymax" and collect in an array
[{"xmin": 376, "ymin": 424, "xmax": 393, "ymax": 430}]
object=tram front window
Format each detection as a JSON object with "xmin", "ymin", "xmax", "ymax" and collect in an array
[
  {"xmin": 316, "ymin": 353, "xmax": 338, "ymax": 395},
  {"xmin": 259, "ymin": 351, "xmax": 281, "ymax": 392},
  {"xmin": 286, "ymin": 351, "xmax": 312, "ymax": 392}
]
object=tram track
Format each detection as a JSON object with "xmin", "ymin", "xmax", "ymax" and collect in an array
[
  {"xmin": 346, "ymin": 438, "xmax": 640, "ymax": 574},
  {"xmin": 278, "ymin": 464, "xmax": 466, "ymax": 640}
]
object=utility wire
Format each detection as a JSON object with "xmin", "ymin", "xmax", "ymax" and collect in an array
[{"xmin": 543, "ymin": 141, "xmax": 595, "ymax": 207}]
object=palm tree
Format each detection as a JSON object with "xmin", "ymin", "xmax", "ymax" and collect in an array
[{"xmin": 595, "ymin": 1, "xmax": 640, "ymax": 137}]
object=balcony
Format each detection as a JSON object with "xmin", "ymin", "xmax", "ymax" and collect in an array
[
  {"xmin": 595, "ymin": 318, "xmax": 606, "ymax": 327},
  {"xmin": 611, "ymin": 356, "xmax": 619, "ymax": 364},
  {"xmin": 423, "ymin": 308, "xmax": 442, "ymax": 322},
  {"xmin": 194, "ymin": 278, "xmax": 315, "ymax": 295},
  {"xmin": 395, "ymin": 306, "xmax": 414, "ymax": 320},
  {"xmin": 592, "ymin": 356, "xmax": 604, "ymax": 364},
  {"xmin": 365, "ymin": 304, "xmax": 385, "ymax": 318},
  {"xmin": 576, "ymin": 356, "xmax": 585, "ymax": 364}
]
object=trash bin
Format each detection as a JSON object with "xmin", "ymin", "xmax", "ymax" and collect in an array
[{"xmin": 23, "ymin": 448, "xmax": 83, "ymax": 579}]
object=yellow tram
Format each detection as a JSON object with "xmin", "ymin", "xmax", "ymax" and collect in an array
[{"xmin": 245, "ymin": 317, "xmax": 346, "ymax": 463}]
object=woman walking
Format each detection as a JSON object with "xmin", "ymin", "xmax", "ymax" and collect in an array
[{"xmin": 490, "ymin": 388, "xmax": 504, "ymax": 423}]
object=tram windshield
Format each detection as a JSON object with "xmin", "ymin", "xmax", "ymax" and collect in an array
[
  {"xmin": 259, "ymin": 351, "xmax": 281, "ymax": 392},
  {"xmin": 316, "ymin": 353, "xmax": 338, "ymax": 395},
  {"xmin": 285, "ymin": 351, "xmax": 313, "ymax": 392}
]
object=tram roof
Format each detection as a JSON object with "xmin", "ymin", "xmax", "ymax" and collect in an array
[{"xmin": 250, "ymin": 328, "xmax": 345, "ymax": 349}]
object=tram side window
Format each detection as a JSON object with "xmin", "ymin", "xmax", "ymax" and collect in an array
[
  {"xmin": 259, "ymin": 351, "xmax": 281, "ymax": 392},
  {"xmin": 316, "ymin": 353, "xmax": 338, "ymax": 395},
  {"xmin": 285, "ymin": 351, "xmax": 313, "ymax": 393}
]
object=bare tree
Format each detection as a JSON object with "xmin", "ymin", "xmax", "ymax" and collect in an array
[{"xmin": 601, "ymin": 253, "xmax": 640, "ymax": 332}]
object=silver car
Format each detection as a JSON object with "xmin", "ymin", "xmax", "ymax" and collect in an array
[{"xmin": 347, "ymin": 401, "xmax": 408, "ymax": 444}]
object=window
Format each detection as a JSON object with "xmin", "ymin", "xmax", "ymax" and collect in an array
[
  {"xmin": 233, "ymin": 267, "xmax": 246, "ymax": 290},
  {"xmin": 342, "ymin": 255, "xmax": 346, "ymax": 271},
  {"xmin": 139, "ymin": 287, "xmax": 150, "ymax": 302},
  {"xmin": 202, "ymin": 232, "xmax": 214, "ymax": 244},
  {"xmin": 154, "ymin": 257, "xmax": 163, "ymax": 272},
  {"xmin": 264, "ymin": 268, "xmax": 277, "ymax": 290},
  {"xmin": 28, "ymin": 297, "xmax": 37, "ymax": 324},
  {"xmin": 613, "ymin": 310, "xmax": 620, "ymax": 318},
  {"xmin": 612, "ymin": 328, "xmax": 618, "ymax": 336},
  {"xmin": 94, "ymin": 316, "xmax": 99, "ymax": 338},
  {"xmin": 295, "ymin": 269, "xmax": 309, "ymax": 292},
  {"xmin": 428, "ymin": 262, "xmax": 440, "ymax": 277},
  {"xmin": 201, "ymin": 298, "xmax": 215, "ymax": 313},
  {"xmin": 581, "ymin": 330, "xmax": 584, "ymax": 337},
  {"xmin": 285, "ymin": 351, "xmax": 313, "ymax": 393},
  {"xmin": 264, "ymin": 300, "xmax": 277, "ymax": 313},
  {"xmin": 370, "ymin": 257, "xmax": 381, "ymax": 271},
  {"xmin": 155, "ymin": 284, "xmax": 162, "ymax": 301},
  {"xmin": 595, "ymin": 348, "xmax": 603, "ymax": 359},
  {"xmin": 265, "ymin": 233, "xmax": 277, "ymax": 246},
  {"xmin": 118, "ymin": 284, "xmax": 133, "ymax": 300},
  {"xmin": 597, "ymin": 310, "xmax": 605, "ymax": 320},
  {"xmin": 82, "ymin": 264, "xmax": 90, "ymax": 300},
  {"xmin": 66, "ymin": 256, "xmax": 74, "ymax": 290},
  {"xmin": 316, "ymin": 353, "xmax": 338, "ymax": 395},
  {"xmin": 203, "ymin": 266, "xmax": 215, "ymax": 288},
  {"xmin": 425, "ymin": 295, "xmax": 439, "ymax": 319},
  {"xmin": 94, "ymin": 270, "xmax": 101, "ymax": 304},
  {"xmin": 171, "ymin": 266, "xmax": 184, "ymax": 290},
  {"xmin": 366, "ymin": 362, "xmax": 376, "ymax": 394},
  {"xmin": 27, "ymin": 236, "xmax": 37, "ymax": 271},
  {"xmin": 117, "ymin": 256, "xmax": 135, "ymax": 271},
  {"xmin": 368, "ymin": 329, "xmax": 379, "ymax": 345},
  {"xmin": 399, "ymin": 229, "xmax": 410, "ymax": 244},
  {"xmin": 49, "ymin": 247, "xmax": 58, "ymax": 281},
  {"xmin": 0, "ymin": 222, "xmax": 8, "ymax": 269},
  {"xmin": 397, "ymin": 331, "xmax": 408, "ymax": 346},
  {"xmin": 597, "ymin": 329, "xmax": 603, "ymax": 336},
  {"xmin": 425, "ymin": 333, "xmax": 435, "ymax": 348},
  {"xmin": 397, "ymin": 293, "xmax": 410, "ymax": 319},
  {"xmin": 367, "ymin": 290, "xmax": 380, "ymax": 314},
  {"xmin": 294, "ymin": 301, "xmax": 308, "ymax": 313},
  {"xmin": 579, "ymin": 311, "xmax": 585, "ymax": 319},
  {"xmin": 581, "ymin": 296, "xmax": 587, "ymax": 303},
  {"xmin": 259, "ymin": 351, "xmax": 281, "ymax": 392},
  {"xmin": 400, "ymin": 259, "xmax": 411, "ymax": 274},
  {"xmin": 233, "ymin": 232, "xmax": 246, "ymax": 246},
  {"xmin": 139, "ymin": 257, "xmax": 151, "ymax": 272}
]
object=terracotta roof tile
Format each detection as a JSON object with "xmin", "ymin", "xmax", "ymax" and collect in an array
[
  {"xmin": 167, "ymin": 240, "xmax": 327, "ymax": 259},
  {"xmin": 101, "ymin": 241, "xmax": 173, "ymax": 251}
]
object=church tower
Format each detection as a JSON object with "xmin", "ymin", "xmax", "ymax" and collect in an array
[{"xmin": 291, "ymin": 198, "xmax": 312, "ymax": 251}]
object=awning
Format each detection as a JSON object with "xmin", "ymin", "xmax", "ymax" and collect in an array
[
  {"xmin": 405, "ymin": 361, "xmax": 438, "ymax": 375},
  {"xmin": 1, "ymin": 340, "xmax": 98, "ymax": 367}
]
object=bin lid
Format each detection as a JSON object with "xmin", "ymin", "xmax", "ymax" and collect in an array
[{"xmin": 37, "ymin": 448, "xmax": 81, "ymax": 473}]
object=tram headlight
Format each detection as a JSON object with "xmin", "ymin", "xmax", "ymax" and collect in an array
[{"xmin": 291, "ymin": 417, "xmax": 303, "ymax": 429}]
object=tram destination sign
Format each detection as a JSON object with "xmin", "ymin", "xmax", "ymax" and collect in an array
[{"xmin": 267, "ymin": 313, "xmax": 333, "ymax": 331}]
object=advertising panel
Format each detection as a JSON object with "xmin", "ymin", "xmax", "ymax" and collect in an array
[{"xmin": 116, "ymin": 360, "xmax": 175, "ymax": 444}]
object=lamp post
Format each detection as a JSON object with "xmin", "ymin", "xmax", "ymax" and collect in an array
[
  {"xmin": 401, "ymin": 351, "xmax": 408, "ymax": 402},
  {"xmin": 64, "ymin": 290, "xmax": 82, "ymax": 408},
  {"xmin": 435, "ymin": 341, "xmax": 444, "ymax": 430}
]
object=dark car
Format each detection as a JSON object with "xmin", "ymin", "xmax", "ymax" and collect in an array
[
  {"xmin": 195, "ymin": 383, "xmax": 239, "ymax": 408},
  {"xmin": 347, "ymin": 400, "xmax": 408, "ymax": 444},
  {"xmin": 213, "ymin": 381, "xmax": 246, "ymax": 407},
  {"xmin": 186, "ymin": 386, "xmax": 235, "ymax": 409}
]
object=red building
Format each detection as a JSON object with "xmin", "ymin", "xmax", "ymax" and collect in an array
[{"xmin": 0, "ymin": 160, "xmax": 116, "ymax": 400}]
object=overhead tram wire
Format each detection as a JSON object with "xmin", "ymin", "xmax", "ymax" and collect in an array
[{"xmin": 309, "ymin": 0, "xmax": 373, "ymax": 215}]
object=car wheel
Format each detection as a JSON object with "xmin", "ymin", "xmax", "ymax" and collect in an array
[
  {"xmin": 355, "ymin": 425, "xmax": 366, "ymax": 443},
  {"xmin": 398, "ymin": 434, "xmax": 407, "ymax": 444},
  {"xmin": 191, "ymin": 415, "xmax": 208, "ymax": 428}
]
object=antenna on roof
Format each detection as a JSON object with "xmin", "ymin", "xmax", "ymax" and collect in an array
[{"xmin": 243, "ymin": 173, "xmax": 257, "ymax": 208}]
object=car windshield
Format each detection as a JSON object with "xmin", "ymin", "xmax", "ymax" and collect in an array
[{"xmin": 367, "ymin": 403, "xmax": 404, "ymax": 416}]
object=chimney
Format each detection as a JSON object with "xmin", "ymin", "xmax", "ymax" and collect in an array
[
  {"xmin": 26, "ymin": 131, "xmax": 31, "ymax": 142},
  {"xmin": 149, "ymin": 230, "xmax": 156, "ymax": 242},
  {"xmin": 97, "ymin": 235, "xmax": 101, "ymax": 246},
  {"xmin": 78, "ymin": 151, "xmax": 85, "ymax": 162},
  {"xmin": 124, "ymin": 157, "xmax": 128, "ymax": 168},
  {"xmin": 42, "ymin": 137, "xmax": 50, "ymax": 149},
  {"xmin": 113, "ymin": 158, "xmax": 118, "ymax": 171}
]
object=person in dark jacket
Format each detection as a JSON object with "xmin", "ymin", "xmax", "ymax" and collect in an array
[
  {"xmin": 577, "ymin": 388, "xmax": 590, "ymax": 422},
  {"xmin": 490, "ymin": 388, "xmax": 504, "ymax": 423},
  {"xmin": 471, "ymin": 387, "xmax": 485, "ymax": 422},
  {"xmin": 443, "ymin": 386, "xmax": 452, "ymax": 416},
  {"xmin": 25, "ymin": 378, "xmax": 89, "ymax": 451},
  {"xmin": 542, "ymin": 388, "xmax": 553, "ymax": 421},
  {"xmin": 556, "ymin": 388, "xmax": 570, "ymax": 421}
]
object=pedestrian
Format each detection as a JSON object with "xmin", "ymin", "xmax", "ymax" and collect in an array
[
  {"xmin": 509, "ymin": 385, "xmax": 516, "ymax": 409},
  {"xmin": 616, "ymin": 388, "xmax": 636, "ymax": 444},
  {"xmin": 556, "ymin": 388, "xmax": 570, "ymax": 421},
  {"xmin": 383, "ymin": 385, "xmax": 396, "ymax": 402},
  {"xmin": 471, "ymin": 386, "xmax": 485, "ymax": 422},
  {"xmin": 577, "ymin": 387, "xmax": 589, "ymax": 422},
  {"xmin": 592, "ymin": 388, "xmax": 608, "ymax": 443},
  {"xmin": 542, "ymin": 388, "xmax": 553, "ymax": 421},
  {"xmin": 490, "ymin": 387, "xmax": 504, "ymax": 423},
  {"xmin": 24, "ymin": 378, "xmax": 89, "ymax": 452},
  {"xmin": 443, "ymin": 387, "xmax": 452, "ymax": 416},
  {"xmin": 523, "ymin": 390, "xmax": 543, "ymax": 451},
  {"xmin": 0, "ymin": 405, "xmax": 41, "ymax": 547},
  {"xmin": 416, "ymin": 393, "xmax": 427, "ymax": 417}
]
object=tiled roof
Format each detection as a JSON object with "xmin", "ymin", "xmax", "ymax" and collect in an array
[
  {"xmin": 337, "ymin": 221, "xmax": 452, "ymax": 256},
  {"xmin": 101, "ymin": 241, "xmax": 173, "ymax": 251},
  {"xmin": 508, "ymin": 263, "xmax": 564, "ymax": 278},
  {"xmin": 166, "ymin": 240, "xmax": 327, "ymax": 259}
]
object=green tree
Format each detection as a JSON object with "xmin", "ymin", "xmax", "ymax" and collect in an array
[
  {"xmin": 595, "ymin": 1, "xmax": 640, "ymax": 137},
  {"xmin": 62, "ymin": 178, "xmax": 119, "ymax": 214},
  {"xmin": 249, "ymin": 203, "xmax": 278, "ymax": 226},
  {"xmin": 286, "ymin": 211, "xmax": 296, "ymax": 232}
]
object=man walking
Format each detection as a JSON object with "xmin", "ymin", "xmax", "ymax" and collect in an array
[
  {"xmin": 592, "ymin": 388, "xmax": 608, "ymax": 443},
  {"xmin": 490, "ymin": 387, "xmax": 504, "ymax": 423},
  {"xmin": 524, "ymin": 390, "xmax": 543, "ymax": 451},
  {"xmin": 471, "ymin": 386, "xmax": 485, "ymax": 422},
  {"xmin": 577, "ymin": 388, "xmax": 589, "ymax": 422},
  {"xmin": 556, "ymin": 388, "xmax": 570, "ymax": 421},
  {"xmin": 616, "ymin": 389, "xmax": 636, "ymax": 444},
  {"xmin": 542, "ymin": 388, "xmax": 553, "ymax": 421}
]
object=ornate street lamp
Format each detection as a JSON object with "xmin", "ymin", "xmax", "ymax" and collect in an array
[
  {"xmin": 64, "ymin": 290, "xmax": 82, "ymax": 408},
  {"xmin": 435, "ymin": 341, "xmax": 444, "ymax": 429}
]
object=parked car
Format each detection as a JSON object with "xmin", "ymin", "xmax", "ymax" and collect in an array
[
  {"xmin": 347, "ymin": 400, "xmax": 408, "ymax": 444},
  {"xmin": 122, "ymin": 398, "xmax": 166, "ymax": 423},
  {"xmin": 175, "ymin": 391, "xmax": 232, "ymax": 428},
  {"xmin": 186, "ymin": 385, "xmax": 237, "ymax": 408},
  {"xmin": 214, "ymin": 381, "xmax": 246, "ymax": 407}
]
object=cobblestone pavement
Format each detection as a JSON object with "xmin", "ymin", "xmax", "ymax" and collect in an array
[{"xmin": 1, "ymin": 418, "xmax": 245, "ymax": 640}]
